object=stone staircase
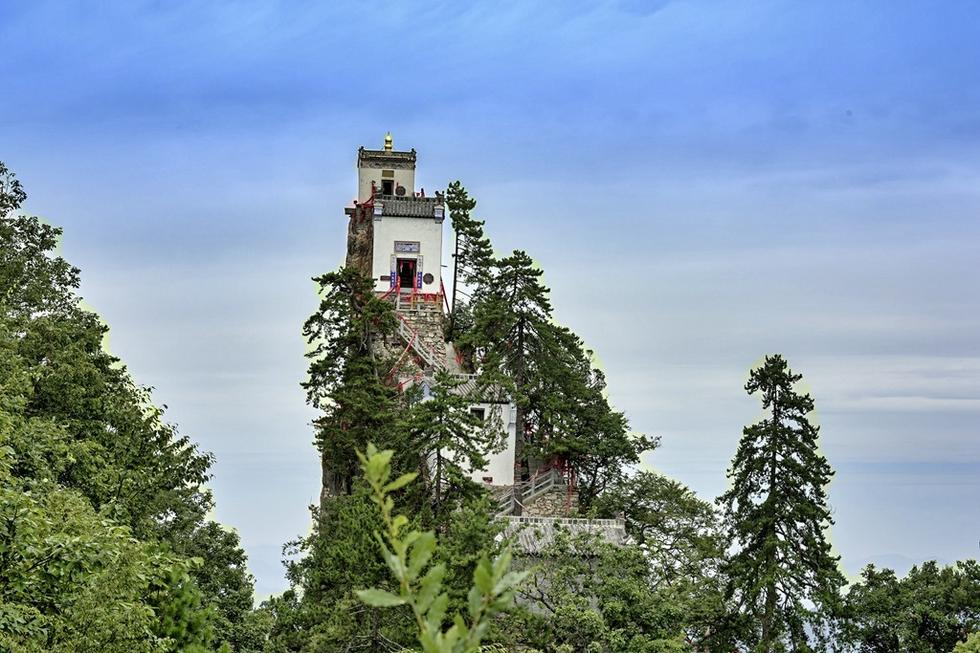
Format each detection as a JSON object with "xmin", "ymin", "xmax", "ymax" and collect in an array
[
  {"xmin": 390, "ymin": 290, "xmax": 449, "ymax": 373},
  {"xmin": 493, "ymin": 467, "xmax": 575, "ymax": 518}
]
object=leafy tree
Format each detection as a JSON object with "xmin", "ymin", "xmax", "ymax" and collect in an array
[
  {"xmin": 0, "ymin": 162, "xmax": 27, "ymax": 216},
  {"xmin": 0, "ymin": 161, "xmax": 251, "ymax": 651},
  {"xmin": 954, "ymin": 633, "xmax": 980, "ymax": 653},
  {"xmin": 302, "ymin": 267, "xmax": 400, "ymax": 503},
  {"xmin": 716, "ymin": 354, "xmax": 845, "ymax": 653},
  {"xmin": 173, "ymin": 521, "xmax": 256, "ymax": 650},
  {"xmin": 356, "ymin": 443, "xmax": 526, "ymax": 653},
  {"xmin": 840, "ymin": 561, "xmax": 980, "ymax": 653},
  {"xmin": 504, "ymin": 529, "xmax": 690, "ymax": 653},
  {"xmin": 0, "ymin": 410, "xmax": 216, "ymax": 652},
  {"xmin": 594, "ymin": 471, "xmax": 727, "ymax": 647}
]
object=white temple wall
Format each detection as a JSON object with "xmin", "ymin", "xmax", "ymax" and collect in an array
[{"xmin": 372, "ymin": 216, "xmax": 443, "ymax": 293}]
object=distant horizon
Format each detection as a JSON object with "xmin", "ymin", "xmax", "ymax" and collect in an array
[{"xmin": 3, "ymin": 0, "xmax": 978, "ymax": 598}]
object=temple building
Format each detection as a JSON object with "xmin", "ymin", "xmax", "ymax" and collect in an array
[{"xmin": 338, "ymin": 136, "xmax": 627, "ymax": 546}]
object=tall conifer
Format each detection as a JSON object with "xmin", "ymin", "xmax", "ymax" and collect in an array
[
  {"xmin": 717, "ymin": 355, "xmax": 844, "ymax": 653},
  {"xmin": 446, "ymin": 181, "xmax": 493, "ymax": 341},
  {"xmin": 462, "ymin": 250, "xmax": 553, "ymax": 509}
]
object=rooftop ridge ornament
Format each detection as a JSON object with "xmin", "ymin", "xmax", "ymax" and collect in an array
[{"xmin": 384, "ymin": 131, "xmax": 393, "ymax": 151}]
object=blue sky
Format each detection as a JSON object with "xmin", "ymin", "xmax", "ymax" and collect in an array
[{"xmin": 2, "ymin": 0, "xmax": 979, "ymax": 598}]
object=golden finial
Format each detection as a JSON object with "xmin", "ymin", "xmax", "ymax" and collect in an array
[{"xmin": 384, "ymin": 132, "xmax": 393, "ymax": 151}]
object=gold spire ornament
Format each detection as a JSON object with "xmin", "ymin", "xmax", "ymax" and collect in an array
[{"xmin": 384, "ymin": 132, "xmax": 393, "ymax": 151}]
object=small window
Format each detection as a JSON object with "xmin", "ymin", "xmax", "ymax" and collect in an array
[
  {"xmin": 470, "ymin": 407, "xmax": 486, "ymax": 422},
  {"xmin": 382, "ymin": 179, "xmax": 394, "ymax": 195}
]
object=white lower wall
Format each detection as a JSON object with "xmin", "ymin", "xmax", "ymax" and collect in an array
[{"xmin": 467, "ymin": 402, "xmax": 516, "ymax": 487}]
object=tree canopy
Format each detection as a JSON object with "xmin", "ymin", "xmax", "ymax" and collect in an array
[{"xmin": 0, "ymin": 162, "xmax": 254, "ymax": 652}]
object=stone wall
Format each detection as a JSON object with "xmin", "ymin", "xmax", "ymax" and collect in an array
[
  {"xmin": 523, "ymin": 488, "xmax": 579, "ymax": 518},
  {"xmin": 396, "ymin": 299, "xmax": 446, "ymax": 368}
]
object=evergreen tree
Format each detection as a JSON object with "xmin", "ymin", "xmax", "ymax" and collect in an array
[
  {"xmin": 461, "ymin": 250, "xmax": 554, "ymax": 506},
  {"xmin": 405, "ymin": 370, "xmax": 504, "ymax": 519},
  {"xmin": 446, "ymin": 181, "xmax": 494, "ymax": 341},
  {"xmin": 462, "ymin": 250, "xmax": 649, "ymax": 513},
  {"xmin": 716, "ymin": 355, "xmax": 844, "ymax": 653},
  {"xmin": 302, "ymin": 267, "xmax": 401, "ymax": 503},
  {"xmin": 530, "ymin": 324, "xmax": 650, "ymax": 508}
]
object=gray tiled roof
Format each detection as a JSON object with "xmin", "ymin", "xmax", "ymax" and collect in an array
[
  {"xmin": 378, "ymin": 196, "xmax": 444, "ymax": 219},
  {"xmin": 498, "ymin": 516, "xmax": 628, "ymax": 555}
]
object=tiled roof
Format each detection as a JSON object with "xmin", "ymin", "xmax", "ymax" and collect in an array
[
  {"xmin": 378, "ymin": 196, "xmax": 444, "ymax": 219},
  {"xmin": 357, "ymin": 147, "xmax": 416, "ymax": 168}
]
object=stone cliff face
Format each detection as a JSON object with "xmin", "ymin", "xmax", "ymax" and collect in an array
[{"xmin": 345, "ymin": 204, "xmax": 373, "ymax": 276}]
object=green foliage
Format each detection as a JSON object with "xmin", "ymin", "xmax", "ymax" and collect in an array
[
  {"xmin": 593, "ymin": 471, "xmax": 727, "ymax": 643},
  {"xmin": 284, "ymin": 263, "xmax": 514, "ymax": 651},
  {"xmin": 446, "ymin": 181, "xmax": 494, "ymax": 341},
  {"xmin": 406, "ymin": 370, "xmax": 505, "ymax": 517},
  {"xmin": 356, "ymin": 443, "xmax": 527, "ymax": 653},
  {"xmin": 303, "ymin": 267, "xmax": 401, "ymax": 498},
  {"xmin": 840, "ymin": 561, "xmax": 980, "ymax": 653},
  {"xmin": 716, "ymin": 355, "xmax": 845, "ymax": 653},
  {"xmin": 0, "ymin": 447, "xmax": 214, "ymax": 652},
  {"xmin": 0, "ymin": 161, "xmax": 27, "ymax": 216},
  {"xmin": 446, "ymin": 181, "xmax": 494, "ymax": 293},
  {"xmin": 954, "ymin": 632, "xmax": 980, "ymax": 653},
  {"xmin": 0, "ymin": 161, "xmax": 251, "ymax": 651},
  {"xmin": 461, "ymin": 249, "xmax": 648, "ymax": 506},
  {"xmin": 504, "ymin": 529, "xmax": 691, "ymax": 653},
  {"xmin": 276, "ymin": 487, "xmax": 418, "ymax": 649}
]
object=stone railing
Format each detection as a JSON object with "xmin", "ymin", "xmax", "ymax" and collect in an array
[
  {"xmin": 494, "ymin": 468, "xmax": 564, "ymax": 517},
  {"xmin": 500, "ymin": 515, "xmax": 624, "ymax": 528}
]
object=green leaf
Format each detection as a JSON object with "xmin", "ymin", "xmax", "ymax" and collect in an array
[
  {"xmin": 473, "ymin": 558, "xmax": 493, "ymax": 593},
  {"xmin": 426, "ymin": 592, "xmax": 449, "ymax": 630},
  {"xmin": 467, "ymin": 585, "xmax": 483, "ymax": 619},
  {"xmin": 417, "ymin": 563, "xmax": 446, "ymax": 613},
  {"xmin": 355, "ymin": 588, "xmax": 407, "ymax": 607},
  {"xmin": 383, "ymin": 472, "xmax": 417, "ymax": 493},
  {"xmin": 408, "ymin": 531, "xmax": 436, "ymax": 577}
]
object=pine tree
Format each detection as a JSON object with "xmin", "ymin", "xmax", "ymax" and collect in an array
[
  {"xmin": 460, "ymin": 250, "xmax": 554, "ymax": 509},
  {"xmin": 405, "ymin": 370, "xmax": 504, "ymax": 518},
  {"xmin": 446, "ymin": 181, "xmax": 494, "ymax": 341},
  {"xmin": 302, "ymin": 267, "xmax": 400, "ymax": 505},
  {"xmin": 717, "ymin": 354, "xmax": 844, "ymax": 653},
  {"xmin": 528, "ymin": 324, "xmax": 650, "ymax": 508}
]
